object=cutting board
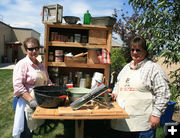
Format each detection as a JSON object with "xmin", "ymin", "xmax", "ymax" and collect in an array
[
  {"xmin": 58, "ymin": 102, "xmax": 123, "ymax": 116},
  {"xmin": 32, "ymin": 102, "xmax": 129, "ymax": 120}
]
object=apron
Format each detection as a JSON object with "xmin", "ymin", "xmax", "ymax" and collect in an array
[
  {"xmin": 25, "ymin": 70, "xmax": 48, "ymax": 130},
  {"xmin": 111, "ymin": 69, "xmax": 153, "ymax": 132}
]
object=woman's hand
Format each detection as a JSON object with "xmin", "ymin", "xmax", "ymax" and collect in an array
[
  {"xmin": 21, "ymin": 92, "xmax": 33, "ymax": 102},
  {"xmin": 149, "ymin": 115, "xmax": 160, "ymax": 129},
  {"xmin": 48, "ymin": 83, "xmax": 55, "ymax": 86},
  {"xmin": 111, "ymin": 94, "xmax": 117, "ymax": 101}
]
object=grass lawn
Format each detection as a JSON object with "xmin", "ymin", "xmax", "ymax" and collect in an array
[{"xmin": 0, "ymin": 69, "xmax": 165, "ymax": 138}]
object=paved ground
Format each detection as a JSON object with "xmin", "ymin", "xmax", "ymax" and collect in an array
[{"xmin": 0, "ymin": 63, "xmax": 15, "ymax": 69}]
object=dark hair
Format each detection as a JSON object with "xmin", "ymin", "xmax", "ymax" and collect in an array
[
  {"xmin": 130, "ymin": 36, "xmax": 152, "ymax": 59},
  {"xmin": 131, "ymin": 36, "xmax": 147, "ymax": 51},
  {"xmin": 23, "ymin": 37, "xmax": 40, "ymax": 50}
]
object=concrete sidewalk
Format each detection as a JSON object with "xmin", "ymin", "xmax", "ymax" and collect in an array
[{"xmin": 0, "ymin": 63, "xmax": 15, "ymax": 69}]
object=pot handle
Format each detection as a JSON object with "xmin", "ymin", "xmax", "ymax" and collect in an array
[{"xmin": 59, "ymin": 95, "xmax": 67, "ymax": 99}]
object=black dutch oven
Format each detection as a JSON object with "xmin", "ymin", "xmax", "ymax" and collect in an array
[{"xmin": 34, "ymin": 85, "xmax": 68, "ymax": 108}]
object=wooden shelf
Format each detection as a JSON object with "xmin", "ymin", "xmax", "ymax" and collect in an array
[
  {"xmin": 45, "ymin": 23, "xmax": 112, "ymax": 30},
  {"xmin": 44, "ymin": 24, "xmax": 112, "ymax": 86},
  {"xmin": 49, "ymin": 41, "xmax": 106, "ymax": 49},
  {"xmin": 47, "ymin": 62, "xmax": 107, "ymax": 69}
]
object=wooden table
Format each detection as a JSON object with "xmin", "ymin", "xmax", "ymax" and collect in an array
[{"xmin": 32, "ymin": 102, "xmax": 129, "ymax": 138}]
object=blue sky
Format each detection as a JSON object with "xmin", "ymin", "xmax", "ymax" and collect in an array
[{"xmin": 0, "ymin": 0, "xmax": 133, "ymax": 45}]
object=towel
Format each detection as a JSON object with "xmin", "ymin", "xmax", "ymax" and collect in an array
[
  {"xmin": 12, "ymin": 98, "xmax": 26, "ymax": 138},
  {"xmin": 97, "ymin": 48, "xmax": 111, "ymax": 64}
]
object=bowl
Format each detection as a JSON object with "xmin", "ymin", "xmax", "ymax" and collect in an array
[
  {"xmin": 63, "ymin": 16, "xmax": 80, "ymax": 24},
  {"xmin": 68, "ymin": 87, "xmax": 91, "ymax": 102}
]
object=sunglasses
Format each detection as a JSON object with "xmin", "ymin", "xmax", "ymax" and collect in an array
[
  {"xmin": 27, "ymin": 47, "xmax": 40, "ymax": 51},
  {"xmin": 131, "ymin": 48, "xmax": 142, "ymax": 52}
]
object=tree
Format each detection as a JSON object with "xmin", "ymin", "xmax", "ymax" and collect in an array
[
  {"xmin": 111, "ymin": 47, "xmax": 127, "ymax": 72},
  {"xmin": 128, "ymin": 0, "xmax": 180, "ymax": 65},
  {"xmin": 112, "ymin": 4, "xmax": 149, "ymax": 62}
]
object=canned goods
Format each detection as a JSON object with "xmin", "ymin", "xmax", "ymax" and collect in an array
[
  {"xmin": 55, "ymin": 50, "xmax": 63, "ymax": 56},
  {"xmin": 74, "ymin": 34, "xmax": 81, "ymax": 43},
  {"xmin": 48, "ymin": 52, "xmax": 54, "ymax": 62},
  {"xmin": 55, "ymin": 56, "xmax": 63, "ymax": 62},
  {"xmin": 81, "ymin": 35, "xmax": 88, "ymax": 43}
]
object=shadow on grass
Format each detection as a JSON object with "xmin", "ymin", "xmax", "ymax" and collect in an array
[
  {"xmin": 33, "ymin": 119, "xmax": 165, "ymax": 138},
  {"xmin": 55, "ymin": 120, "xmax": 75, "ymax": 138},
  {"xmin": 34, "ymin": 120, "xmax": 59, "ymax": 136}
]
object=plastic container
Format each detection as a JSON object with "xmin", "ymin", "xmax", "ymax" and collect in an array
[
  {"xmin": 83, "ymin": 10, "xmax": 91, "ymax": 25},
  {"xmin": 93, "ymin": 72, "xmax": 103, "ymax": 83},
  {"xmin": 66, "ymin": 84, "xmax": 73, "ymax": 88},
  {"xmin": 160, "ymin": 101, "xmax": 176, "ymax": 126}
]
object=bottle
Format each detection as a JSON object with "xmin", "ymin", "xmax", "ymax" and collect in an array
[
  {"xmin": 74, "ymin": 72, "xmax": 78, "ymax": 87},
  {"xmin": 83, "ymin": 10, "xmax": 91, "ymax": 25},
  {"xmin": 68, "ymin": 72, "xmax": 73, "ymax": 84},
  {"xmin": 77, "ymin": 72, "xmax": 82, "ymax": 87}
]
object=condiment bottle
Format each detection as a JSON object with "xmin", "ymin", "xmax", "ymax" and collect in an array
[
  {"xmin": 68, "ymin": 72, "xmax": 73, "ymax": 84},
  {"xmin": 83, "ymin": 10, "xmax": 91, "ymax": 25}
]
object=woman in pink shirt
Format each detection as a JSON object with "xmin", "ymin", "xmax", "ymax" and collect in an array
[{"xmin": 12, "ymin": 37, "xmax": 53, "ymax": 138}]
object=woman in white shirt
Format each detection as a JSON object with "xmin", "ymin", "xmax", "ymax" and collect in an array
[{"xmin": 110, "ymin": 36, "xmax": 170, "ymax": 138}]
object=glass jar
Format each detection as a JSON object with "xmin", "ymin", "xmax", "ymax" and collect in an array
[{"xmin": 85, "ymin": 74, "xmax": 91, "ymax": 88}]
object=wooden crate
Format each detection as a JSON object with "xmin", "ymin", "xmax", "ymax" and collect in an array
[
  {"xmin": 89, "ymin": 29, "xmax": 107, "ymax": 45},
  {"xmin": 64, "ymin": 56, "xmax": 87, "ymax": 63}
]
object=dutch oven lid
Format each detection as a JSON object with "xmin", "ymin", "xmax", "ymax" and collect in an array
[{"xmin": 33, "ymin": 85, "xmax": 68, "ymax": 94}]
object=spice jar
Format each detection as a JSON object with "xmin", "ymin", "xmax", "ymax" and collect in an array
[{"xmin": 48, "ymin": 52, "xmax": 54, "ymax": 62}]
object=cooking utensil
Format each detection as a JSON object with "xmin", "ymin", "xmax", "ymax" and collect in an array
[
  {"xmin": 63, "ymin": 16, "xmax": 80, "ymax": 24},
  {"xmin": 34, "ymin": 85, "xmax": 68, "ymax": 108},
  {"xmin": 34, "ymin": 92, "xmax": 67, "ymax": 108},
  {"xmin": 74, "ymin": 52, "xmax": 88, "ymax": 57},
  {"xmin": 33, "ymin": 85, "xmax": 68, "ymax": 96},
  {"xmin": 70, "ymin": 84, "xmax": 109, "ymax": 110}
]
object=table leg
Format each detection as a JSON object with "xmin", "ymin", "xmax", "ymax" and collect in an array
[{"xmin": 75, "ymin": 120, "xmax": 84, "ymax": 138}]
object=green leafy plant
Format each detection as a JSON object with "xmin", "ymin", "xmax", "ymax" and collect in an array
[{"xmin": 110, "ymin": 47, "xmax": 127, "ymax": 73}]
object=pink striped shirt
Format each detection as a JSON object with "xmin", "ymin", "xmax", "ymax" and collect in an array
[{"xmin": 13, "ymin": 56, "xmax": 51, "ymax": 97}]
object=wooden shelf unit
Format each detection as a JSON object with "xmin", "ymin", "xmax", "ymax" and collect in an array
[{"xmin": 43, "ymin": 23, "xmax": 112, "ymax": 86}]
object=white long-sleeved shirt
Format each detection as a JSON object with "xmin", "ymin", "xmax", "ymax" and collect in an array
[
  {"xmin": 112, "ymin": 59, "xmax": 171, "ymax": 117},
  {"xmin": 13, "ymin": 55, "xmax": 52, "ymax": 97}
]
